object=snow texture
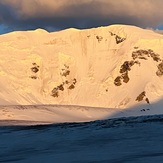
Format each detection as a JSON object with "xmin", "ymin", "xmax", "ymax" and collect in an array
[{"xmin": 0, "ymin": 24, "xmax": 163, "ymax": 124}]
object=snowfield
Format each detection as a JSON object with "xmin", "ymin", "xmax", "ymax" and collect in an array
[
  {"xmin": 0, "ymin": 24, "xmax": 163, "ymax": 125},
  {"xmin": 1, "ymin": 115, "xmax": 163, "ymax": 162}
]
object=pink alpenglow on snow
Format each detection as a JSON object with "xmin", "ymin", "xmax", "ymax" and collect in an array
[{"xmin": 0, "ymin": 25, "xmax": 163, "ymax": 125}]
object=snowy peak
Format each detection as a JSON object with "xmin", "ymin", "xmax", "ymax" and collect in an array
[{"xmin": 0, "ymin": 25, "xmax": 163, "ymax": 110}]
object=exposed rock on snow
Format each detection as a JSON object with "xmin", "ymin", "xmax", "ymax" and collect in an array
[
  {"xmin": 136, "ymin": 91, "xmax": 150, "ymax": 105},
  {"xmin": 0, "ymin": 24, "xmax": 163, "ymax": 124},
  {"xmin": 109, "ymin": 31, "xmax": 126, "ymax": 44},
  {"xmin": 132, "ymin": 49, "xmax": 161, "ymax": 62},
  {"xmin": 136, "ymin": 91, "xmax": 146, "ymax": 102},
  {"xmin": 96, "ymin": 35, "xmax": 103, "ymax": 42},
  {"xmin": 156, "ymin": 61, "xmax": 163, "ymax": 76}
]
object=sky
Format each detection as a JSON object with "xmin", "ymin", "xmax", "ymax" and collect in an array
[{"xmin": 0, "ymin": 0, "xmax": 163, "ymax": 34}]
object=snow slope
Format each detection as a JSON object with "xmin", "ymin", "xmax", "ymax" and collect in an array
[{"xmin": 0, "ymin": 25, "xmax": 163, "ymax": 124}]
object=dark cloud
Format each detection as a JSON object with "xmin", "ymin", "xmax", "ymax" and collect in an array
[{"xmin": 0, "ymin": 0, "xmax": 163, "ymax": 34}]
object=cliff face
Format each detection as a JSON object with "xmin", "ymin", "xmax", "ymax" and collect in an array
[{"xmin": 0, "ymin": 25, "xmax": 163, "ymax": 109}]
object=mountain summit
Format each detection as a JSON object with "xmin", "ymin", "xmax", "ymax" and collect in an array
[{"xmin": 0, "ymin": 25, "xmax": 163, "ymax": 123}]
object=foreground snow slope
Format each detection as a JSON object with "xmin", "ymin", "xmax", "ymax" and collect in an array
[
  {"xmin": 0, "ymin": 24, "xmax": 163, "ymax": 123},
  {"xmin": 0, "ymin": 100, "xmax": 163, "ymax": 125}
]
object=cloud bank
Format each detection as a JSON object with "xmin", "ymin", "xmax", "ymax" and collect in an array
[{"xmin": 0, "ymin": 0, "xmax": 163, "ymax": 33}]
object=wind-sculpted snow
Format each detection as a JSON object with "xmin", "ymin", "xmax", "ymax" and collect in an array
[
  {"xmin": 0, "ymin": 24, "xmax": 163, "ymax": 123},
  {"xmin": 1, "ymin": 115, "xmax": 163, "ymax": 162}
]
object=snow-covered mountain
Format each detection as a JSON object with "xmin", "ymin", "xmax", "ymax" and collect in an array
[{"xmin": 0, "ymin": 25, "xmax": 163, "ymax": 124}]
